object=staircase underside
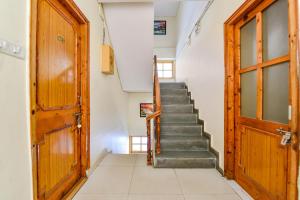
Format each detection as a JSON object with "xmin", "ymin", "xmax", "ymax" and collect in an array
[{"xmin": 154, "ymin": 82, "xmax": 217, "ymax": 168}]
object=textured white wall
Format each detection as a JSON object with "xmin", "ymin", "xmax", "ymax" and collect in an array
[
  {"xmin": 176, "ymin": 0, "xmax": 245, "ymax": 169},
  {"xmin": 0, "ymin": 0, "xmax": 130, "ymax": 199},
  {"xmin": 103, "ymin": 3, "xmax": 154, "ymax": 92},
  {"xmin": 128, "ymin": 93, "xmax": 153, "ymax": 137},
  {"xmin": 0, "ymin": 0, "xmax": 32, "ymax": 199},
  {"xmin": 154, "ymin": 16, "xmax": 177, "ymax": 59}
]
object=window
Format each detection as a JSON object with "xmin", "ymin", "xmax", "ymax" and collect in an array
[
  {"xmin": 129, "ymin": 136, "xmax": 147, "ymax": 153},
  {"xmin": 157, "ymin": 61, "xmax": 175, "ymax": 79}
]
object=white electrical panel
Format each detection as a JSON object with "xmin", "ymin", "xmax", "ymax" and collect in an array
[{"xmin": 0, "ymin": 39, "xmax": 25, "ymax": 59}]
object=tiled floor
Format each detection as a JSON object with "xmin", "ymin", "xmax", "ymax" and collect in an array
[{"xmin": 73, "ymin": 154, "xmax": 250, "ymax": 200}]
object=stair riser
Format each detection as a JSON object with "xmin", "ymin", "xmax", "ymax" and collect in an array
[
  {"xmin": 162, "ymin": 105, "xmax": 193, "ymax": 113},
  {"xmin": 161, "ymin": 144, "xmax": 208, "ymax": 151},
  {"xmin": 161, "ymin": 115, "xmax": 197, "ymax": 124},
  {"xmin": 161, "ymin": 132, "xmax": 202, "ymax": 137},
  {"xmin": 160, "ymin": 89, "xmax": 187, "ymax": 96},
  {"xmin": 161, "ymin": 97, "xmax": 190, "ymax": 105},
  {"xmin": 161, "ymin": 126, "xmax": 202, "ymax": 133},
  {"xmin": 155, "ymin": 158, "xmax": 216, "ymax": 168},
  {"xmin": 160, "ymin": 83, "xmax": 186, "ymax": 89},
  {"xmin": 161, "ymin": 141, "xmax": 209, "ymax": 151}
]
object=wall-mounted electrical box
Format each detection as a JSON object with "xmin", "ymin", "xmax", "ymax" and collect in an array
[
  {"xmin": 0, "ymin": 39, "xmax": 25, "ymax": 59},
  {"xmin": 101, "ymin": 45, "xmax": 114, "ymax": 75}
]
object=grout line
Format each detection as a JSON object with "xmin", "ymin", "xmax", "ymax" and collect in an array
[
  {"xmin": 173, "ymin": 169, "xmax": 186, "ymax": 200},
  {"xmin": 127, "ymin": 154, "xmax": 137, "ymax": 199}
]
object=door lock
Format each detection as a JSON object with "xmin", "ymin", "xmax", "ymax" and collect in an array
[
  {"xmin": 276, "ymin": 128, "xmax": 292, "ymax": 146},
  {"xmin": 74, "ymin": 112, "xmax": 82, "ymax": 129}
]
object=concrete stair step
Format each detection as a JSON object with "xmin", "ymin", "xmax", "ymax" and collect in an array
[
  {"xmin": 161, "ymin": 95, "xmax": 190, "ymax": 105},
  {"xmin": 160, "ymin": 135, "xmax": 209, "ymax": 151},
  {"xmin": 161, "ymin": 132, "xmax": 202, "ymax": 137},
  {"xmin": 155, "ymin": 151, "xmax": 216, "ymax": 168},
  {"xmin": 160, "ymin": 88, "xmax": 188, "ymax": 96},
  {"xmin": 161, "ymin": 124, "xmax": 202, "ymax": 133},
  {"xmin": 160, "ymin": 82, "xmax": 186, "ymax": 89},
  {"xmin": 162, "ymin": 104, "xmax": 193, "ymax": 113},
  {"xmin": 161, "ymin": 113, "xmax": 198, "ymax": 124}
]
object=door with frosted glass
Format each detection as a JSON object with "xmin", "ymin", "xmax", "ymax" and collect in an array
[{"xmin": 234, "ymin": 0, "xmax": 293, "ymax": 199}]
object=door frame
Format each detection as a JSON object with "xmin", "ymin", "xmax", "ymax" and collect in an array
[
  {"xmin": 29, "ymin": 0, "xmax": 90, "ymax": 199},
  {"xmin": 224, "ymin": 0, "xmax": 299, "ymax": 199}
]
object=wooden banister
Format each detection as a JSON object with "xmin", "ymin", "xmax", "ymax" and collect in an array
[{"xmin": 146, "ymin": 55, "xmax": 161, "ymax": 165}]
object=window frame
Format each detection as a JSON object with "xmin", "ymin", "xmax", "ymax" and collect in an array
[
  {"xmin": 129, "ymin": 136, "xmax": 147, "ymax": 153},
  {"xmin": 156, "ymin": 60, "xmax": 176, "ymax": 79}
]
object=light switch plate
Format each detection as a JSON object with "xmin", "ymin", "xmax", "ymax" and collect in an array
[{"xmin": 0, "ymin": 39, "xmax": 25, "ymax": 59}]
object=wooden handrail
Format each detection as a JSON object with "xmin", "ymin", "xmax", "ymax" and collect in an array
[
  {"xmin": 146, "ymin": 111, "xmax": 161, "ymax": 121},
  {"xmin": 146, "ymin": 55, "xmax": 162, "ymax": 165}
]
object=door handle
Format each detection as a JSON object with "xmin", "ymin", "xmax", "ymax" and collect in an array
[{"xmin": 276, "ymin": 128, "xmax": 292, "ymax": 146}]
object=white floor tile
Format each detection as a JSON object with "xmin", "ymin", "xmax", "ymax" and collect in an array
[
  {"xmin": 100, "ymin": 154, "xmax": 136, "ymax": 166},
  {"xmin": 175, "ymin": 169, "xmax": 234, "ymax": 195},
  {"xmin": 73, "ymin": 154, "xmax": 251, "ymax": 200},
  {"xmin": 128, "ymin": 194, "xmax": 185, "ymax": 200},
  {"xmin": 78, "ymin": 166, "xmax": 134, "ymax": 195},
  {"xmin": 134, "ymin": 154, "xmax": 147, "ymax": 166},
  {"xmin": 73, "ymin": 194, "xmax": 127, "ymax": 200},
  {"xmin": 184, "ymin": 194, "xmax": 241, "ymax": 200},
  {"xmin": 130, "ymin": 167, "xmax": 182, "ymax": 194}
]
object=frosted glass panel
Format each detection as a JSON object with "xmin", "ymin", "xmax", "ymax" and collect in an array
[
  {"xmin": 241, "ymin": 71, "xmax": 257, "ymax": 118},
  {"xmin": 142, "ymin": 145, "xmax": 147, "ymax": 152},
  {"xmin": 132, "ymin": 145, "xmax": 141, "ymax": 151},
  {"xmin": 263, "ymin": 62, "xmax": 289, "ymax": 124},
  {"xmin": 263, "ymin": 0, "xmax": 288, "ymax": 61},
  {"xmin": 157, "ymin": 63, "xmax": 163, "ymax": 70},
  {"xmin": 164, "ymin": 63, "xmax": 172, "ymax": 70},
  {"xmin": 132, "ymin": 137, "xmax": 140, "ymax": 144},
  {"xmin": 158, "ymin": 71, "xmax": 163, "ymax": 78},
  {"xmin": 241, "ymin": 18, "xmax": 257, "ymax": 69},
  {"xmin": 164, "ymin": 71, "xmax": 173, "ymax": 78},
  {"xmin": 141, "ymin": 137, "xmax": 147, "ymax": 144}
]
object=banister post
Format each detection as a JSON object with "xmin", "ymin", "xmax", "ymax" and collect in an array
[
  {"xmin": 156, "ymin": 116, "xmax": 161, "ymax": 154},
  {"xmin": 147, "ymin": 120, "xmax": 152, "ymax": 165}
]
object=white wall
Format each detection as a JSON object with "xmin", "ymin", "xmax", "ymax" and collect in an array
[
  {"xmin": 0, "ymin": 0, "xmax": 129, "ymax": 199},
  {"xmin": 176, "ymin": 1, "xmax": 209, "ymax": 57},
  {"xmin": 154, "ymin": 16, "xmax": 177, "ymax": 59},
  {"xmin": 128, "ymin": 93, "xmax": 153, "ymax": 137},
  {"xmin": 0, "ymin": 0, "xmax": 32, "ymax": 199},
  {"xmin": 103, "ymin": 3, "xmax": 154, "ymax": 92},
  {"xmin": 176, "ymin": 0, "xmax": 245, "ymax": 169}
]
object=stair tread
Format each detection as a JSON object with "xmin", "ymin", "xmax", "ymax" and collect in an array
[
  {"xmin": 156, "ymin": 151, "xmax": 216, "ymax": 159},
  {"xmin": 161, "ymin": 135, "xmax": 208, "ymax": 141},
  {"xmin": 161, "ymin": 123, "xmax": 199, "ymax": 125}
]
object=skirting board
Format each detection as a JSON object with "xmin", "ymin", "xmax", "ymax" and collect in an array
[{"xmin": 86, "ymin": 148, "xmax": 111, "ymax": 177}]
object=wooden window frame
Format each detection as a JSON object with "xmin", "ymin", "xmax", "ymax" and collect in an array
[
  {"xmin": 224, "ymin": 0, "xmax": 299, "ymax": 199},
  {"xmin": 129, "ymin": 136, "xmax": 147, "ymax": 153},
  {"xmin": 157, "ymin": 60, "xmax": 176, "ymax": 79},
  {"xmin": 30, "ymin": 0, "xmax": 90, "ymax": 199}
]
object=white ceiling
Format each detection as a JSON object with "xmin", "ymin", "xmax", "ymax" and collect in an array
[{"xmin": 154, "ymin": 1, "xmax": 179, "ymax": 17}]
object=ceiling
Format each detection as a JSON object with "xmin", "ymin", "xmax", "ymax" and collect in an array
[{"xmin": 154, "ymin": 1, "xmax": 179, "ymax": 17}]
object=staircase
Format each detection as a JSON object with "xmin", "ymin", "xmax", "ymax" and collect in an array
[{"xmin": 153, "ymin": 82, "xmax": 217, "ymax": 168}]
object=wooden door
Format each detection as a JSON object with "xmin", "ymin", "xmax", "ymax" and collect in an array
[
  {"xmin": 35, "ymin": 0, "xmax": 82, "ymax": 199},
  {"xmin": 233, "ymin": 0, "xmax": 298, "ymax": 199}
]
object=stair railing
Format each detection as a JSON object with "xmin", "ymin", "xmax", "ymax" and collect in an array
[{"xmin": 146, "ymin": 55, "xmax": 161, "ymax": 165}]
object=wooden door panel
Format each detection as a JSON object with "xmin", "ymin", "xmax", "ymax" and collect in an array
[
  {"xmin": 37, "ymin": 0, "xmax": 78, "ymax": 110},
  {"xmin": 237, "ymin": 125, "xmax": 287, "ymax": 199},
  {"xmin": 38, "ymin": 127, "xmax": 78, "ymax": 191},
  {"xmin": 36, "ymin": 0, "xmax": 81, "ymax": 199}
]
